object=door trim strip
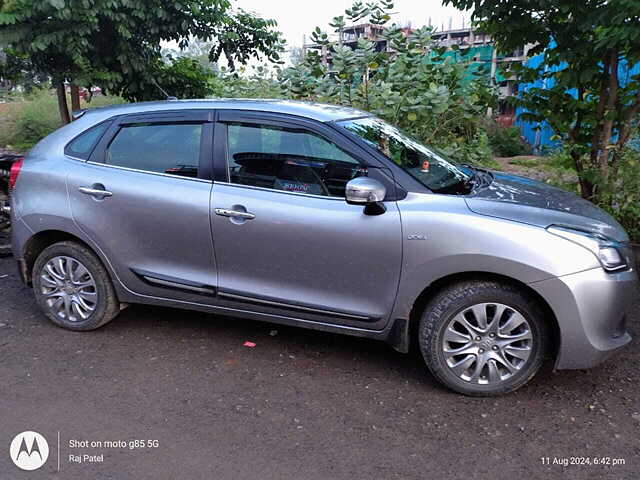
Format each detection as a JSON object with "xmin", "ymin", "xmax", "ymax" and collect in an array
[
  {"xmin": 217, "ymin": 291, "xmax": 372, "ymax": 321},
  {"xmin": 132, "ymin": 269, "xmax": 216, "ymax": 295}
]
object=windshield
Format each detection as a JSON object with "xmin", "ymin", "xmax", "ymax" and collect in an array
[{"xmin": 337, "ymin": 117, "xmax": 471, "ymax": 193}]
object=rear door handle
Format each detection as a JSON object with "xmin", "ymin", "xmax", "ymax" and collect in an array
[
  {"xmin": 214, "ymin": 208, "xmax": 255, "ymax": 220},
  {"xmin": 78, "ymin": 186, "xmax": 113, "ymax": 199}
]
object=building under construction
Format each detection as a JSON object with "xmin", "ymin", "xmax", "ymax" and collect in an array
[{"xmin": 302, "ymin": 24, "xmax": 531, "ymax": 127}]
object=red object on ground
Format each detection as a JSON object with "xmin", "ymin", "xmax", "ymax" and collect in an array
[{"xmin": 243, "ymin": 341, "xmax": 256, "ymax": 348}]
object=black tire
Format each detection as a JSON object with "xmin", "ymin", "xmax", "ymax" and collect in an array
[
  {"xmin": 32, "ymin": 241, "xmax": 120, "ymax": 331},
  {"xmin": 419, "ymin": 280, "xmax": 548, "ymax": 396}
]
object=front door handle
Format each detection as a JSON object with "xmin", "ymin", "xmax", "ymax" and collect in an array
[
  {"xmin": 214, "ymin": 208, "xmax": 255, "ymax": 220},
  {"xmin": 79, "ymin": 185, "xmax": 113, "ymax": 199}
]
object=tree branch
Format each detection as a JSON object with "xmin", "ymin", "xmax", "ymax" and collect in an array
[
  {"xmin": 590, "ymin": 50, "xmax": 612, "ymax": 168},
  {"xmin": 616, "ymin": 90, "xmax": 640, "ymax": 150},
  {"xmin": 596, "ymin": 50, "xmax": 619, "ymax": 171}
]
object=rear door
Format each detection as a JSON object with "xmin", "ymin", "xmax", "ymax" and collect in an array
[
  {"xmin": 209, "ymin": 111, "xmax": 403, "ymax": 329},
  {"xmin": 67, "ymin": 110, "xmax": 218, "ymax": 302}
]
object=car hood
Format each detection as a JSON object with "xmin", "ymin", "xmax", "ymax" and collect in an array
[{"xmin": 465, "ymin": 171, "xmax": 629, "ymax": 242}]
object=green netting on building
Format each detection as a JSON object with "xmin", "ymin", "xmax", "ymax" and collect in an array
[{"xmin": 424, "ymin": 45, "xmax": 507, "ymax": 84}]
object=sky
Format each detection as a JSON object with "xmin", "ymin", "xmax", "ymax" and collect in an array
[{"xmin": 234, "ymin": 0, "xmax": 470, "ymax": 54}]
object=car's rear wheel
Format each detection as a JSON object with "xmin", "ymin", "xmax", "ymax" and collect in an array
[
  {"xmin": 33, "ymin": 241, "xmax": 120, "ymax": 331},
  {"xmin": 419, "ymin": 280, "xmax": 548, "ymax": 396}
]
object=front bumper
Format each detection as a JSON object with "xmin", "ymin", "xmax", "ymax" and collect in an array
[{"xmin": 529, "ymin": 267, "xmax": 638, "ymax": 369}]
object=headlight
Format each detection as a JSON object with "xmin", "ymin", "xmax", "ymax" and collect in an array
[{"xmin": 547, "ymin": 226, "xmax": 628, "ymax": 272}]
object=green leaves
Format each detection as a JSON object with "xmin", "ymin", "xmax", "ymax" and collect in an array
[
  {"xmin": 277, "ymin": 0, "xmax": 496, "ymax": 165},
  {"xmin": 310, "ymin": 27, "xmax": 330, "ymax": 46},
  {"xmin": 1, "ymin": 0, "xmax": 284, "ymax": 101},
  {"xmin": 329, "ymin": 16, "xmax": 345, "ymax": 33},
  {"xmin": 0, "ymin": 12, "xmax": 18, "ymax": 25},
  {"xmin": 446, "ymin": 0, "xmax": 640, "ymax": 202}
]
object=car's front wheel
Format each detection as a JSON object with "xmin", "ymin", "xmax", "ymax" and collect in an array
[
  {"xmin": 419, "ymin": 280, "xmax": 548, "ymax": 396},
  {"xmin": 33, "ymin": 241, "xmax": 120, "ymax": 331}
]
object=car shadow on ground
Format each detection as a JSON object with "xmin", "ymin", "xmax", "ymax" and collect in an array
[
  {"xmin": 105, "ymin": 304, "xmax": 435, "ymax": 383},
  {"xmin": 93, "ymin": 302, "xmax": 638, "ymax": 399}
]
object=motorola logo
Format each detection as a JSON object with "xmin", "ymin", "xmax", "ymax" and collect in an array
[{"xmin": 10, "ymin": 431, "xmax": 49, "ymax": 471}]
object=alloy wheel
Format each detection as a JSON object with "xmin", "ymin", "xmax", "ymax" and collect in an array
[
  {"xmin": 441, "ymin": 302, "xmax": 533, "ymax": 385},
  {"xmin": 39, "ymin": 256, "xmax": 98, "ymax": 322}
]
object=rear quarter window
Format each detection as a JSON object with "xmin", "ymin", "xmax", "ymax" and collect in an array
[{"xmin": 65, "ymin": 121, "xmax": 111, "ymax": 159}]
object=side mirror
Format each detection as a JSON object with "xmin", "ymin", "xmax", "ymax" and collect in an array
[
  {"xmin": 345, "ymin": 177, "xmax": 387, "ymax": 215},
  {"xmin": 345, "ymin": 177, "xmax": 386, "ymax": 205}
]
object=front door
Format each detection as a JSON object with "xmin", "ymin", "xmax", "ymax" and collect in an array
[
  {"xmin": 67, "ymin": 110, "xmax": 218, "ymax": 302},
  {"xmin": 210, "ymin": 114, "xmax": 402, "ymax": 329}
]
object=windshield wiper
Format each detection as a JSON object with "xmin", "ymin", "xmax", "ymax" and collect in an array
[{"xmin": 459, "ymin": 164, "xmax": 494, "ymax": 191}]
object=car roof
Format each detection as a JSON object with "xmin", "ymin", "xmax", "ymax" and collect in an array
[{"xmin": 81, "ymin": 99, "xmax": 372, "ymax": 123}]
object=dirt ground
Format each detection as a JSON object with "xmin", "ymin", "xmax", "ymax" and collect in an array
[
  {"xmin": 0, "ymin": 255, "xmax": 639, "ymax": 480},
  {"xmin": 493, "ymin": 155, "xmax": 555, "ymax": 181}
]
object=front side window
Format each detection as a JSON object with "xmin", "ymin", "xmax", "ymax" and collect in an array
[
  {"xmin": 106, "ymin": 123, "xmax": 203, "ymax": 178},
  {"xmin": 338, "ymin": 117, "xmax": 471, "ymax": 194},
  {"xmin": 226, "ymin": 123, "xmax": 365, "ymax": 197}
]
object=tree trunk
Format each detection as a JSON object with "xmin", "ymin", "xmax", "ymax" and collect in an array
[
  {"xmin": 56, "ymin": 82, "xmax": 71, "ymax": 125},
  {"xmin": 595, "ymin": 51, "xmax": 619, "ymax": 171},
  {"xmin": 568, "ymin": 89, "xmax": 595, "ymax": 200},
  {"xmin": 570, "ymin": 149, "xmax": 595, "ymax": 201},
  {"xmin": 70, "ymin": 84, "xmax": 81, "ymax": 113}
]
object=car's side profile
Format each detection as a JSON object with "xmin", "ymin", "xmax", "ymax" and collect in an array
[{"xmin": 10, "ymin": 99, "xmax": 638, "ymax": 396}]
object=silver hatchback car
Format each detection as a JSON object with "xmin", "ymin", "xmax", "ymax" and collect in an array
[{"xmin": 10, "ymin": 99, "xmax": 638, "ymax": 395}]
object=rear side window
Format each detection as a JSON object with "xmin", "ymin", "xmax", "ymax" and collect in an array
[
  {"xmin": 105, "ymin": 123, "xmax": 203, "ymax": 178},
  {"xmin": 65, "ymin": 122, "xmax": 110, "ymax": 159}
]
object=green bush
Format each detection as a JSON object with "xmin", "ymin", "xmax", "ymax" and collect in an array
[
  {"xmin": 595, "ymin": 147, "xmax": 640, "ymax": 243},
  {"xmin": 438, "ymin": 130, "xmax": 499, "ymax": 169},
  {"xmin": 507, "ymin": 157, "xmax": 539, "ymax": 168},
  {"xmin": 545, "ymin": 144, "xmax": 639, "ymax": 243},
  {"xmin": 0, "ymin": 88, "xmax": 125, "ymax": 151},
  {"xmin": 85, "ymin": 92, "xmax": 127, "ymax": 109},
  {"xmin": 209, "ymin": 65, "xmax": 284, "ymax": 99},
  {"xmin": 544, "ymin": 147, "xmax": 580, "ymax": 194},
  {"xmin": 488, "ymin": 125, "xmax": 530, "ymax": 157},
  {"xmin": 276, "ymin": 1, "xmax": 498, "ymax": 167},
  {"xmin": 128, "ymin": 57, "xmax": 216, "ymax": 101},
  {"xmin": 0, "ymin": 89, "xmax": 60, "ymax": 150}
]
